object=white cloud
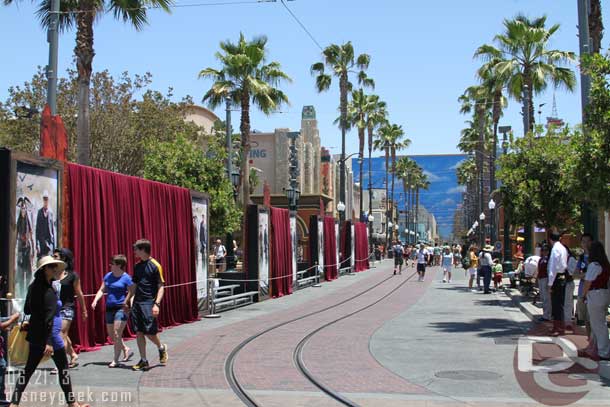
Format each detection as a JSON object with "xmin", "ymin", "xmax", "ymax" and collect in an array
[{"xmin": 447, "ymin": 186, "xmax": 466, "ymax": 194}]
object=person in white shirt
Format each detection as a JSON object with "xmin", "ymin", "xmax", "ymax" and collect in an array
[
  {"xmin": 416, "ymin": 245, "xmax": 430, "ymax": 282},
  {"xmin": 547, "ymin": 232, "xmax": 570, "ymax": 335},
  {"xmin": 478, "ymin": 245, "xmax": 494, "ymax": 294},
  {"xmin": 581, "ymin": 241, "xmax": 610, "ymax": 360},
  {"xmin": 214, "ymin": 239, "xmax": 227, "ymax": 273}
]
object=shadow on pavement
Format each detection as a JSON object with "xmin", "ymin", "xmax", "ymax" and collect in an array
[{"xmin": 428, "ymin": 318, "xmax": 532, "ymax": 338}]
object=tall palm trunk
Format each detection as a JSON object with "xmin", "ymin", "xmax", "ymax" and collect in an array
[
  {"xmin": 339, "ymin": 73, "xmax": 348, "ymax": 221},
  {"xmin": 490, "ymin": 90, "xmax": 501, "ymax": 196},
  {"xmin": 415, "ymin": 186, "xmax": 420, "ymax": 242},
  {"xmin": 406, "ymin": 173, "xmax": 411, "ymax": 244},
  {"xmin": 358, "ymin": 126, "xmax": 365, "ymax": 220},
  {"xmin": 75, "ymin": 3, "xmax": 95, "ymax": 166},
  {"xmin": 589, "ymin": 0, "xmax": 604, "ymax": 54},
  {"xmin": 403, "ymin": 178, "xmax": 409, "ymax": 243},
  {"xmin": 476, "ymin": 107, "xmax": 485, "ymax": 245},
  {"xmin": 384, "ymin": 147, "xmax": 389, "ymax": 244},
  {"xmin": 390, "ymin": 146, "xmax": 396, "ymax": 240},
  {"xmin": 367, "ymin": 125, "xmax": 373, "ymax": 215},
  {"xmin": 240, "ymin": 90, "xmax": 251, "ymax": 214}
]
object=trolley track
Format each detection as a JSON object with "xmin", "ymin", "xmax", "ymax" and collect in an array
[{"xmin": 225, "ymin": 269, "xmax": 418, "ymax": 407}]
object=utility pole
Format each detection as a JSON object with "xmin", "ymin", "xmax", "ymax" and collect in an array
[
  {"xmin": 578, "ymin": 0, "xmax": 598, "ymax": 239},
  {"xmin": 46, "ymin": 0, "xmax": 60, "ymax": 115}
]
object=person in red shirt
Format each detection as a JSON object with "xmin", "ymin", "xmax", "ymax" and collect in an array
[{"xmin": 537, "ymin": 244, "xmax": 551, "ymax": 322}]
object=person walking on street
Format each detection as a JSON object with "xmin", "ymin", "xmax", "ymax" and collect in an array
[
  {"xmin": 581, "ymin": 241, "xmax": 610, "ymax": 361},
  {"xmin": 392, "ymin": 241, "xmax": 404, "ymax": 275},
  {"xmin": 441, "ymin": 247, "xmax": 453, "ymax": 283},
  {"xmin": 9, "ymin": 256, "xmax": 90, "ymax": 407},
  {"xmin": 92, "ymin": 254, "xmax": 135, "ymax": 368},
  {"xmin": 492, "ymin": 257, "xmax": 503, "ymax": 291},
  {"xmin": 416, "ymin": 245, "xmax": 430, "ymax": 282},
  {"xmin": 214, "ymin": 239, "xmax": 227, "ymax": 273},
  {"xmin": 124, "ymin": 239, "xmax": 168, "ymax": 371},
  {"xmin": 52, "ymin": 248, "xmax": 87, "ymax": 368},
  {"xmin": 467, "ymin": 246, "xmax": 479, "ymax": 291},
  {"xmin": 479, "ymin": 245, "xmax": 494, "ymax": 294},
  {"xmin": 548, "ymin": 232, "xmax": 570, "ymax": 336},
  {"xmin": 537, "ymin": 244, "xmax": 552, "ymax": 322}
]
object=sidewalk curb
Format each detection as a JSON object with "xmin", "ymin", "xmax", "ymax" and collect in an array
[{"xmin": 502, "ymin": 286, "xmax": 541, "ymax": 322}]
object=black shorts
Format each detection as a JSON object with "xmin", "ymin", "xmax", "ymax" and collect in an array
[
  {"xmin": 394, "ymin": 256, "xmax": 403, "ymax": 266},
  {"xmin": 417, "ymin": 263, "xmax": 426, "ymax": 273},
  {"xmin": 131, "ymin": 301, "xmax": 158, "ymax": 335}
]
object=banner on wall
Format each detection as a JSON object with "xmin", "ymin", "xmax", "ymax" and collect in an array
[
  {"xmin": 350, "ymin": 223, "xmax": 355, "ymax": 268},
  {"xmin": 335, "ymin": 221, "xmax": 340, "ymax": 270},
  {"xmin": 14, "ymin": 161, "xmax": 60, "ymax": 305},
  {"xmin": 258, "ymin": 211, "xmax": 270, "ymax": 295},
  {"xmin": 317, "ymin": 217, "xmax": 324, "ymax": 272},
  {"xmin": 290, "ymin": 214, "xmax": 297, "ymax": 282},
  {"xmin": 191, "ymin": 194, "xmax": 208, "ymax": 305}
]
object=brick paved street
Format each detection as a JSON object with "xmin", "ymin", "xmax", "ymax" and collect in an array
[{"xmin": 8, "ymin": 260, "xmax": 610, "ymax": 406}]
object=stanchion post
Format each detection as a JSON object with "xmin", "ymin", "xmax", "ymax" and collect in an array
[
  {"xmin": 313, "ymin": 262, "xmax": 322, "ymax": 287},
  {"xmin": 203, "ymin": 279, "xmax": 221, "ymax": 319}
]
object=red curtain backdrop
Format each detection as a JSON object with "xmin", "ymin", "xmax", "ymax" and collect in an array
[
  {"xmin": 39, "ymin": 105, "xmax": 68, "ymax": 162},
  {"xmin": 323, "ymin": 217, "xmax": 338, "ymax": 281},
  {"xmin": 66, "ymin": 163, "xmax": 198, "ymax": 351},
  {"xmin": 270, "ymin": 207, "xmax": 293, "ymax": 298},
  {"xmin": 354, "ymin": 222, "xmax": 370, "ymax": 272}
]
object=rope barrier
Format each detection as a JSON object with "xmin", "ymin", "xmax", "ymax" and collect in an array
[{"xmin": 3, "ymin": 250, "xmax": 379, "ymax": 301}]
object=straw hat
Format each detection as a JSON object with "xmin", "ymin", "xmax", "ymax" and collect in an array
[
  {"xmin": 484, "ymin": 244, "xmax": 494, "ymax": 252},
  {"xmin": 35, "ymin": 256, "xmax": 66, "ymax": 273}
]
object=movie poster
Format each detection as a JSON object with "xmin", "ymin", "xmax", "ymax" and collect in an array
[
  {"xmin": 317, "ymin": 218, "xmax": 324, "ymax": 274},
  {"xmin": 192, "ymin": 197, "xmax": 208, "ymax": 304},
  {"xmin": 258, "ymin": 211, "xmax": 269, "ymax": 294},
  {"xmin": 335, "ymin": 222, "xmax": 340, "ymax": 270},
  {"xmin": 350, "ymin": 223, "xmax": 356, "ymax": 268},
  {"xmin": 14, "ymin": 162, "xmax": 59, "ymax": 304},
  {"xmin": 290, "ymin": 215, "xmax": 297, "ymax": 283}
]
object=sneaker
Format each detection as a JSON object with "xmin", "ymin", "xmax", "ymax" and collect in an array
[
  {"xmin": 442, "ymin": 278, "xmax": 447, "ymax": 283},
  {"xmin": 132, "ymin": 359, "xmax": 150, "ymax": 371},
  {"xmin": 159, "ymin": 344, "xmax": 169, "ymax": 364},
  {"xmin": 448, "ymin": 279, "xmax": 452, "ymax": 283}
]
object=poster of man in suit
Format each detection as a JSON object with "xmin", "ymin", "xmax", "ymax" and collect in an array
[
  {"xmin": 258, "ymin": 212, "xmax": 269, "ymax": 294},
  {"xmin": 14, "ymin": 162, "xmax": 59, "ymax": 303},
  {"xmin": 191, "ymin": 198, "xmax": 208, "ymax": 302}
]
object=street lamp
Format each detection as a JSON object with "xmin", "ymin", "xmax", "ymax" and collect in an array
[
  {"xmin": 337, "ymin": 201, "xmax": 346, "ymax": 213},
  {"xmin": 230, "ymin": 169, "xmax": 240, "ymax": 201},
  {"xmin": 499, "ymin": 125, "xmax": 513, "ymax": 274},
  {"xmin": 488, "ymin": 198, "xmax": 496, "ymax": 245},
  {"xmin": 479, "ymin": 212, "xmax": 486, "ymax": 247}
]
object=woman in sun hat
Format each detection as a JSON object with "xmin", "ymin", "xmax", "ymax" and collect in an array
[{"xmin": 9, "ymin": 256, "xmax": 90, "ymax": 407}]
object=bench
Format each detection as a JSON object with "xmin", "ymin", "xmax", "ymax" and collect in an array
[
  {"xmin": 213, "ymin": 291, "xmax": 258, "ymax": 312},
  {"xmin": 296, "ymin": 269, "xmax": 319, "ymax": 289},
  {"xmin": 213, "ymin": 284, "xmax": 240, "ymax": 297},
  {"xmin": 339, "ymin": 266, "xmax": 352, "ymax": 276}
]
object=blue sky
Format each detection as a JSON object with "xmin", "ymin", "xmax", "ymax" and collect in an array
[{"xmin": 1, "ymin": 0, "xmax": 605, "ymax": 156}]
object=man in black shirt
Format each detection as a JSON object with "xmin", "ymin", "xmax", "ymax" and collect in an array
[{"xmin": 124, "ymin": 239, "xmax": 168, "ymax": 371}]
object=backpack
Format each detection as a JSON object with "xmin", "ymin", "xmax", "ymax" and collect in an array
[{"xmin": 461, "ymin": 255, "xmax": 471, "ymax": 269}]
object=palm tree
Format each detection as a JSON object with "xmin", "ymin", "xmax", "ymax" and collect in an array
[
  {"xmin": 311, "ymin": 42, "xmax": 373, "ymax": 220},
  {"xmin": 414, "ymin": 168, "xmax": 430, "ymax": 244},
  {"xmin": 459, "ymin": 85, "xmax": 492, "ymax": 232},
  {"xmin": 200, "ymin": 33, "xmax": 291, "ymax": 215},
  {"xmin": 345, "ymin": 88, "xmax": 374, "ymax": 220},
  {"xmin": 475, "ymin": 15, "xmax": 576, "ymax": 131},
  {"xmin": 589, "ymin": 0, "xmax": 604, "ymax": 54},
  {"xmin": 395, "ymin": 157, "xmax": 417, "ymax": 244},
  {"xmin": 376, "ymin": 123, "xmax": 410, "ymax": 242},
  {"xmin": 8, "ymin": 0, "xmax": 174, "ymax": 165},
  {"xmin": 477, "ymin": 59, "xmax": 508, "ymax": 194},
  {"xmin": 365, "ymin": 95, "xmax": 387, "ymax": 217}
]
